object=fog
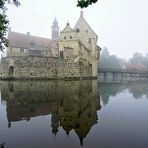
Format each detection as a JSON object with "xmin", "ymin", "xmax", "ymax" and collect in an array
[{"xmin": 6, "ymin": 0, "xmax": 148, "ymax": 59}]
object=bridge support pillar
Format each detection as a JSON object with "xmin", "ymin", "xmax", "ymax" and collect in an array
[{"xmin": 103, "ymin": 72, "xmax": 107, "ymax": 81}]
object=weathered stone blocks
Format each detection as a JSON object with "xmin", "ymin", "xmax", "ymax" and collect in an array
[{"xmin": 0, "ymin": 56, "xmax": 92, "ymax": 80}]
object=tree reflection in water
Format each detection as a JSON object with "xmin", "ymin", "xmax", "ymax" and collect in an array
[
  {"xmin": 0, "ymin": 143, "xmax": 5, "ymax": 148},
  {"xmin": 98, "ymin": 81, "xmax": 148, "ymax": 106}
]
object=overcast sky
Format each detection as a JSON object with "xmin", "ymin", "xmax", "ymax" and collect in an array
[{"xmin": 6, "ymin": 0, "xmax": 148, "ymax": 59}]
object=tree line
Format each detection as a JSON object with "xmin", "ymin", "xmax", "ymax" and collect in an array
[{"xmin": 98, "ymin": 47, "xmax": 148, "ymax": 70}]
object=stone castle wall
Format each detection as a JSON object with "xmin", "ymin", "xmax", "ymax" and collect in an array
[{"xmin": 0, "ymin": 57, "xmax": 92, "ymax": 79}]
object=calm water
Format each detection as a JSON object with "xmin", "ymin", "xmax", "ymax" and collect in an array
[{"xmin": 0, "ymin": 80, "xmax": 148, "ymax": 148}]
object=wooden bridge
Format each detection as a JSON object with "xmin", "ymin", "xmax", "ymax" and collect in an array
[{"xmin": 98, "ymin": 68, "xmax": 148, "ymax": 80}]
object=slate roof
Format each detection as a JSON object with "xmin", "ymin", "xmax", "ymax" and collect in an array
[{"xmin": 8, "ymin": 31, "xmax": 52, "ymax": 50}]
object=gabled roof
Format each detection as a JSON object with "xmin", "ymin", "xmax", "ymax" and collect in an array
[
  {"xmin": 61, "ymin": 22, "xmax": 74, "ymax": 33},
  {"xmin": 74, "ymin": 11, "xmax": 97, "ymax": 37},
  {"xmin": 8, "ymin": 31, "xmax": 52, "ymax": 50}
]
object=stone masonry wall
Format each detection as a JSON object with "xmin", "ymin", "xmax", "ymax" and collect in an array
[{"xmin": 0, "ymin": 57, "xmax": 92, "ymax": 79}]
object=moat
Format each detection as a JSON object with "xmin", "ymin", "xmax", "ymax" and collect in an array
[{"xmin": 0, "ymin": 80, "xmax": 148, "ymax": 148}]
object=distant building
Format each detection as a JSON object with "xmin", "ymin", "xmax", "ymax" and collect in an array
[{"xmin": 122, "ymin": 63, "xmax": 146, "ymax": 70}]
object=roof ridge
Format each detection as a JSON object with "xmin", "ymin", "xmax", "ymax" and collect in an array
[
  {"xmin": 74, "ymin": 13, "xmax": 97, "ymax": 37},
  {"xmin": 8, "ymin": 31, "xmax": 51, "ymax": 40}
]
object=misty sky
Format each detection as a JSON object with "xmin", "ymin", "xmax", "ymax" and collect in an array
[{"xmin": 6, "ymin": 0, "xmax": 148, "ymax": 59}]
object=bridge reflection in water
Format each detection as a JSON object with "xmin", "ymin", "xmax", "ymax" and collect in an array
[{"xmin": 0, "ymin": 80, "xmax": 101, "ymax": 146}]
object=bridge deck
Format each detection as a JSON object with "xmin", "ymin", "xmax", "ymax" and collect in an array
[{"xmin": 98, "ymin": 68, "xmax": 148, "ymax": 74}]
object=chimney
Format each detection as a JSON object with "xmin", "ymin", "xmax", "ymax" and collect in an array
[
  {"xmin": 80, "ymin": 11, "xmax": 83, "ymax": 17},
  {"xmin": 8, "ymin": 27, "xmax": 11, "ymax": 32},
  {"xmin": 27, "ymin": 32, "xmax": 30, "ymax": 36}
]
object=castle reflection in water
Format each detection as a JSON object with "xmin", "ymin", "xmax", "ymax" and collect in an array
[{"xmin": 0, "ymin": 80, "xmax": 101, "ymax": 145}]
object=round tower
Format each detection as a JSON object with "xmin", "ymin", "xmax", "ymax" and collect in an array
[{"xmin": 51, "ymin": 18, "xmax": 59, "ymax": 41}]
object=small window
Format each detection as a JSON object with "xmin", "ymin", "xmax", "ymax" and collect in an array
[
  {"xmin": 30, "ymin": 42, "xmax": 35, "ymax": 47},
  {"xmin": 60, "ymin": 51, "xmax": 64, "ymax": 58},
  {"xmin": 64, "ymin": 36, "xmax": 66, "ymax": 40},
  {"xmin": 70, "ymin": 36, "xmax": 72, "ymax": 39},
  {"xmin": 24, "ymin": 49, "xmax": 28, "ymax": 53},
  {"xmin": 88, "ymin": 38, "xmax": 91, "ymax": 43},
  {"xmin": 20, "ymin": 48, "xmax": 24, "ymax": 52},
  {"xmin": 76, "ymin": 28, "xmax": 80, "ymax": 32}
]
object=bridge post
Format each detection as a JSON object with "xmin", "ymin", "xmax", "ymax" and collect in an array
[
  {"xmin": 113, "ymin": 72, "xmax": 118, "ymax": 81},
  {"xmin": 113, "ymin": 72, "xmax": 115, "ymax": 81},
  {"xmin": 103, "ymin": 72, "xmax": 107, "ymax": 81},
  {"xmin": 130, "ymin": 73, "xmax": 132, "ymax": 81},
  {"xmin": 121, "ymin": 72, "xmax": 123, "ymax": 79},
  {"xmin": 146, "ymin": 74, "xmax": 148, "ymax": 79}
]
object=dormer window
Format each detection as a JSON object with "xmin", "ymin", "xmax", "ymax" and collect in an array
[
  {"xmin": 30, "ymin": 42, "xmax": 35, "ymax": 48},
  {"xmin": 85, "ymin": 29, "xmax": 88, "ymax": 33},
  {"xmin": 76, "ymin": 28, "xmax": 80, "ymax": 32},
  {"xmin": 64, "ymin": 36, "xmax": 66, "ymax": 40}
]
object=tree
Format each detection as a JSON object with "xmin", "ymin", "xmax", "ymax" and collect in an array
[
  {"xmin": 127, "ymin": 52, "xmax": 148, "ymax": 69},
  {"xmin": 0, "ymin": 0, "xmax": 20, "ymax": 51},
  {"xmin": 129, "ymin": 52, "xmax": 143, "ymax": 65},
  {"xmin": 101, "ymin": 47, "xmax": 110, "ymax": 59},
  {"xmin": 77, "ymin": 0, "xmax": 98, "ymax": 8},
  {"xmin": 98, "ymin": 47, "xmax": 124, "ymax": 69}
]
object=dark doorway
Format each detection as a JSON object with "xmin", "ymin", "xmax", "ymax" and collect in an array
[{"xmin": 9, "ymin": 66, "xmax": 14, "ymax": 78}]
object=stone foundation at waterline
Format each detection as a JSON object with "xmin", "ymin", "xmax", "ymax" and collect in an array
[{"xmin": 0, "ymin": 57, "xmax": 93, "ymax": 80}]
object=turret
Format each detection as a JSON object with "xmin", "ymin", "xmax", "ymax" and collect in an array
[
  {"xmin": 51, "ymin": 18, "xmax": 59, "ymax": 57},
  {"xmin": 51, "ymin": 18, "xmax": 59, "ymax": 41}
]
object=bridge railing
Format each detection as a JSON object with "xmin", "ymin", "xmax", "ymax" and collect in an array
[{"xmin": 98, "ymin": 68, "xmax": 148, "ymax": 74}]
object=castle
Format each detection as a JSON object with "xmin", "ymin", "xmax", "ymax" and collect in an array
[{"xmin": 0, "ymin": 11, "xmax": 101, "ymax": 80}]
